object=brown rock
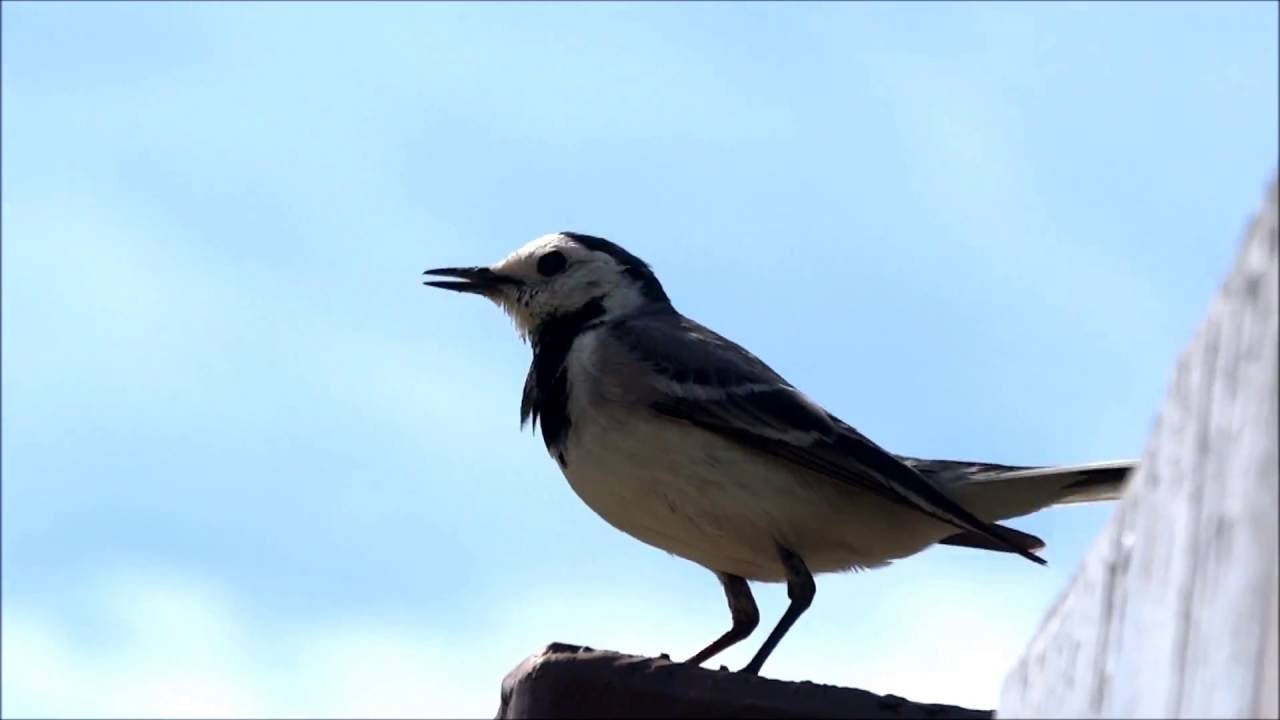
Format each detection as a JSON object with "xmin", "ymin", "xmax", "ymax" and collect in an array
[{"xmin": 497, "ymin": 643, "xmax": 993, "ymax": 719}]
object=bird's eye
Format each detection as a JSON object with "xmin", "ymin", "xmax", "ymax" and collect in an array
[{"xmin": 537, "ymin": 250, "xmax": 568, "ymax": 277}]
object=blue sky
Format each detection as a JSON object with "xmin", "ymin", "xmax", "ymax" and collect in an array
[{"xmin": 2, "ymin": 1, "xmax": 1276, "ymax": 716}]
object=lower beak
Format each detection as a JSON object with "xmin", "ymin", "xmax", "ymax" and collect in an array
[{"xmin": 422, "ymin": 266, "xmax": 519, "ymax": 296}]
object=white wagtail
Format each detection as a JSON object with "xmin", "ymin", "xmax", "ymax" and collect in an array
[{"xmin": 424, "ymin": 232, "xmax": 1134, "ymax": 676}]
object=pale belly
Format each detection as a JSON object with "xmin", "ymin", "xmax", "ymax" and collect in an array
[{"xmin": 557, "ymin": 404, "xmax": 956, "ymax": 582}]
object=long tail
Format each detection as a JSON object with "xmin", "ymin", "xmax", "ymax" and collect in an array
[{"xmin": 897, "ymin": 457, "xmax": 1137, "ymax": 557}]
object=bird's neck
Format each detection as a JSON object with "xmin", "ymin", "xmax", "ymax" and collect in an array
[
  {"xmin": 521, "ymin": 297, "xmax": 672, "ymax": 462},
  {"xmin": 532, "ymin": 295, "xmax": 671, "ymax": 349},
  {"xmin": 532, "ymin": 297, "xmax": 608, "ymax": 355}
]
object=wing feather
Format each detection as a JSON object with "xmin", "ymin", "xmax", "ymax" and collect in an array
[{"xmin": 612, "ymin": 313, "xmax": 1046, "ymax": 566}]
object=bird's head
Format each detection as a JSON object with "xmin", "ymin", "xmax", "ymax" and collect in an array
[{"xmin": 423, "ymin": 232, "xmax": 670, "ymax": 339}]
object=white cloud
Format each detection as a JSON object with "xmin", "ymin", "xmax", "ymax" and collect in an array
[
  {"xmin": 1, "ymin": 567, "xmax": 494, "ymax": 718},
  {"xmin": 770, "ymin": 587, "xmax": 1033, "ymax": 708},
  {"xmin": 1, "ymin": 562, "xmax": 1052, "ymax": 717},
  {"xmin": 3, "ymin": 576, "xmax": 259, "ymax": 719}
]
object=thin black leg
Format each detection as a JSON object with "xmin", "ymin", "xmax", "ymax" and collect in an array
[
  {"xmin": 741, "ymin": 546, "xmax": 814, "ymax": 676},
  {"xmin": 686, "ymin": 573, "xmax": 760, "ymax": 667}
]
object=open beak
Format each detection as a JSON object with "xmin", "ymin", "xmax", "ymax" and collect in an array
[{"xmin": 422, "ymin": 266, "xmax": 519, "ymax": 296}]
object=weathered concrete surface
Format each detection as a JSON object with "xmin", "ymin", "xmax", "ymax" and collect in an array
[{"xmin": 496, "ymin": 643, "xmax": 992, "ymax": 719}]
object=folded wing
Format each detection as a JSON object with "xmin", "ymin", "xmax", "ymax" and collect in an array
[{"xmin": 610, "ymin": 312, "xmax": 1047, "ymax": 566}]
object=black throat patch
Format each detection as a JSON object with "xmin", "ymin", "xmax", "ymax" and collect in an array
[{"xmin": 521, "ymin": 297, "xmax": 607, "ymax": 465}]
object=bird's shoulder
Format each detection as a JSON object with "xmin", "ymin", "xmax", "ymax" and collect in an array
[
  {"xmin": 592, "ymin": 309, "xmax": 839, "ymax": 440},
  {"xmin": 601, "ymin": 309, "xmax": 793, "ymax": 389}
]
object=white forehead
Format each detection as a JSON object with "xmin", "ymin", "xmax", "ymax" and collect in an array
[
  {"xmin": 492, "ymin": 232, "xmax": 598, "ymax": 274},
  {"xmin": 502, "ymin": 232, "xmax": 568, "ymax": 263}
]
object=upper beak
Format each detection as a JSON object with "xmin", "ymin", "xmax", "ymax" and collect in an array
[{"xmin": 422, "ymin": 266, "xmax": 519, "ymax": 296}]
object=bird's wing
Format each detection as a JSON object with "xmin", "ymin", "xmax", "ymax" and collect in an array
[{"xmin": 607, "ymin": 312, "xmax": 1046, "ymax": 565}]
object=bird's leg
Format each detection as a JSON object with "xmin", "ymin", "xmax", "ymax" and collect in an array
[
  {"xmin": 740, "ymin": 546, "xmax": 814, "ymax": 676},
  {"xmin": 685, "ymin": 572, "xmax": 759, "ymax": 667}
]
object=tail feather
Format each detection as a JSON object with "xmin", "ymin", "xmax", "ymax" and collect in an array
[
  {"xmin": 1050, "ymin": 460, "xmax": 1136, "ymax": 503},
  {"xmin": 900, "ymin": 457, "xmax": 1137, "ymax": 523},
  {"xmin": 895, "ymin": 456, "xmax": 1137, "ymax": 560}
]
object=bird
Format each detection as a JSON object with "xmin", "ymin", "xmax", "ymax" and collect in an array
[{"xmin": 423, "ymin": 231, "xmax": 1135, "ymax": 676}]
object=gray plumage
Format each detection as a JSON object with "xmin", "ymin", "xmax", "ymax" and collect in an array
[{"xmin": 424, "ymin": 231, "xmax": 1136, "ymax": 676}]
